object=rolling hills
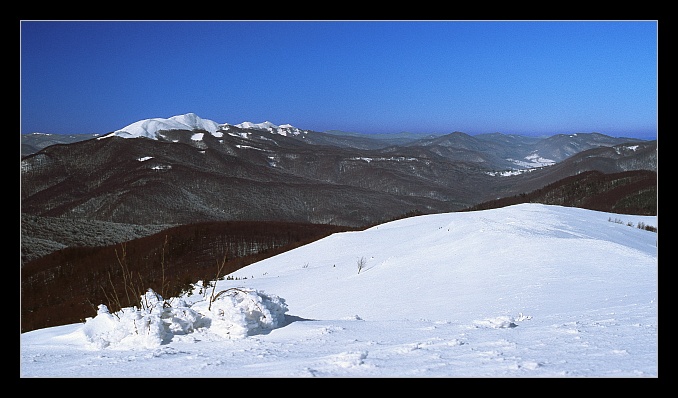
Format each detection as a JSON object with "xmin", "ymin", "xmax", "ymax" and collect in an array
[{"xmin": 20, "ymin": 114, "xmax": 658, "ymax": 332}]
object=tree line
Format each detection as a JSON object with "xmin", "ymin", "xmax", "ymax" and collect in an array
[{"xmin": 21, "ymin": 220, "xmax": 352, "ymax": 333}]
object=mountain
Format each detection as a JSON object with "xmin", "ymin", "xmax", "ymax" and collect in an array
[
  {"xmin": 533, "ymin": 132, "xmax": 645, "ymax": 161},
  {"xmin": 401, "ymin": 130, "xmax": 651, "ymax": 170},
  {"xmin": 21, "ymin": 132, "xmax": 101, "ymax": 157},
  {"xmin": 20, "ymin": 131, "xmax": 469, "ymax": 226},
  {"xmin": 20, "ymin": 204, "xmax": 658, "ymax": 377},
  {"xmin": 465, "ymin": 169, "xmax": 657, "ymax": 216},
  {"xmin": 22, "ymin": 165, "xmax": 656, "ymax": 331},
  {"xmin": 111, "ymin": 113, "xmax": 221, "ymax": 139},
  {"xmin": 20, "ymin": 114, "xmax": 487, "ymax": 227},
  {"xmin": 20, "ymin": 214, "xmax": 174, "ymax": 263},
  {"xmin": 324, "ymin": 129, "xmax": 444, "ymax": 147},
  {"xmin": 486, "ymin": 140, "xmax": 658, "ymax": 201},
  {"xmin": 19, "ymin": 114, "xmax": 659, "ymax": 364},
  {"xmin": 20, "ymin": 113, "xmax": 657, "ymax": 259}
]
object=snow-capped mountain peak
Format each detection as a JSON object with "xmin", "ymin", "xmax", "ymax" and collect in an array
[
  {"xmin": 235, "ymin": 121, "xmax": 278, "ymax": 131},
  {"xmin": 233, "ymin": 121, "xmax": 306, "ymax": 137},
  {"xmin": 111, "ymin": 113, "xmax": 220, "ymax": 139},
  {"xmin": 108, "ymin": 114, "xmax": 306, "ymax": 140}
]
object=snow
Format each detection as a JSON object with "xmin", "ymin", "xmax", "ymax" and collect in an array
[
  {"xmin": 235, "ymin": 121, "xmax": 279, "ymax": 131},
  {"xmin": 488, "ymin": 153, "xmax": 556, "ymax": 176},
  {"xmin": 235, "ymin": 145, "xmax": 266, "ymax": 151},
  {"xmin": 351, "ymin": 156, "xmax": 418, "ymax": 163},
  {"xmin": 234, "ymin": 121, "xmax": 306, "ymax": 137},
  {"xmin": 507, "ymin": 153, "xmax": 556, "ymax": 169},
  {"xmin": 616, "ymin": 145, "xmax": 640, "ymax": 154},
  {"xmin": 20, "ymin": 204, "xmax": 658, "ymax": 377},
  {"xmin": 109, "ymin": 113, "xmax": 220, "ymax": 139},
  {"xmin": 107, "ymin": 114, "xmax": 304, "ymax": 141},
  {"xmin": 487, "ymin": 169, "xmax": 536, "ymax": 177}
]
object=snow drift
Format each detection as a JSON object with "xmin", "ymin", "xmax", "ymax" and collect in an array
[{"xmin": 83, "ymin": 287, "xmax": 288, "ymax": 349}]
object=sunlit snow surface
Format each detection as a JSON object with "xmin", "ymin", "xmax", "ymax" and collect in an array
[
  {"xmin": 108, "ymin": 113, "xmax": 220, "ymax": 139},
  {"xmin": 20, "ymin": 204, "xmax": 658, "ymax": 377},
  {"xmin": 105, "ymin": 113, "xmax": 306, "ymax": 141}
]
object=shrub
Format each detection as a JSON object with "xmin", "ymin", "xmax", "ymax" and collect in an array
[{"xmin": 357, "ymin": 257, "xmax": 366, "ymax": 274}]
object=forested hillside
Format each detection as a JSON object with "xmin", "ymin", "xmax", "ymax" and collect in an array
[
  {"xmin": 21, "ymin": 220, "xmax": 352, "ymax": 332},
  {"xmin": 463, "ymin": 170, "xmax": 657, "ymax": 216},
  {"xmin": 21, "ymin": 214, "xmax": 174, "ymax": 263}
]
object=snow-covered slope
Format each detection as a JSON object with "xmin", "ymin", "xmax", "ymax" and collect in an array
[
  {"xmin": 231, "ymin": 121, "xmax": 306, "ymax": 136},
  {"xmin": 110, "ymin": 113, "xmax": 306, "ymax": 140},
  {"xmin": 20, "ymin": 204, "xmax": 658, "ymax": 377},
  {"xmin": 112, "ymin": 113, "xmax": 220, "ymax": 139},
  {"xmin": 217, "ymin": 203, "xmax": 657, "ymax": 322}
]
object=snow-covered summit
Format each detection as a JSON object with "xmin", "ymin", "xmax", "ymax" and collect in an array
[
  {"xmin": 108, "ymin": 113, "xmax": 306, "ymax": 140},
  {"xmin": 112, "ymin": 113, "xmax": 220, "ymax": 139},
  {"xmin": 231, "ymin": 121, "xmax": 306, "ymax": 137},
  {"xmin": 234, "ymin": 121, "xmax": 278, "ymax": 131}
]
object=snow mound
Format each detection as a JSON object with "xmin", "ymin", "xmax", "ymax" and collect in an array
[
  {"xmin": 83, "ymin": 288, "xmax": 288, "ymax": 349},
  {"xmin": 472, "ymin": 314, "xmax": 532, "ymax": 329}
]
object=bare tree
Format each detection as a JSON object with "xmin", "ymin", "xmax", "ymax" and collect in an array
[{"xmin": 357, "ymin": 257, "xmax": 366, "ymax": 274}]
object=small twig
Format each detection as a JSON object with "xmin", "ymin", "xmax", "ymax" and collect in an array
[
  {"xmin": 106, "ymin": 270, "xmax": 123, "ymax": 314},
  {"xmin": 210, "ymin": 287, "xmax": 266, "ymax": 318},
  {"xmin": 208, "ymin": 254, "xmax": 228, "ymax": 311},
  {"xmin": 115, "ymin": 243, "xmax": 132, "ymax": 307},
  {"xmin": 211, "ymin": 287, "xmax": 253, "ymax": 301},
  {"xmin": 160, "ymin": 235, "xmax": 169, "ymax": 299}
]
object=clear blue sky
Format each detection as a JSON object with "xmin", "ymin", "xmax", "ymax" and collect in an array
[{"xmin": 20, "ymin": 20, "xmax": 657, "ymax": 139}]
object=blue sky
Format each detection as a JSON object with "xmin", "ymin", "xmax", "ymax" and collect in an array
[{"xmin": 20, "ymin": 20, "xmax": 657, "ymax": 139}]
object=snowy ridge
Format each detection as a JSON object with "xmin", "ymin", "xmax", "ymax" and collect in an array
[
  {"xmin": 230, "ymin": 121, "xmax": 307, "ymax": 137},
  {"xmin": 21, "ymin": 204, "xmax": 658, "ymax": 377},
  {"xmin": 108, "ymin": 113, "xmax": 305, "ymax": 140},
  {"xmin": 111, "ymin": 113, "xmax": 220, "ymax": 139},
  {"xmin": 234, "ymin": 121, "xmax": 278, "ymax": 131}
]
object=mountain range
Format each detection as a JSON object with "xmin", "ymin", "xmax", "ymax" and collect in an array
[
  {"xmin": 20, "ymin": 113, "xmax": 658, "ymax": 332},
  {"xmin": 21, "ymin": 113, "xmax": 656, "ymax": 228}
]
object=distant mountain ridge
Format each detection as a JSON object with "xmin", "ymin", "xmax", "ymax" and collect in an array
[
  {"xmin": 21, "ymin": 113, "xmax": 655, "ymax": 225},
  {"xmin": 21, "ymin": 113, "xmax": 656, "ymax": 264},
  {"xmin": 21, "ymin": 132, "xmax": 101, "ymax": 157},
  {"xmin": 464, "ymin": 169, "xmax": 657, "ymax": 216},
  {"xmin": 22, "ymin": 112, "xmax": 652, "ymax": 157},
  {"xmin": 111, "ymin": 114, "xmax": 309, "ymax": 140},
  {"xmin": 20, "ymin": 113, "xmax": 658, "ymax": 334}
]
